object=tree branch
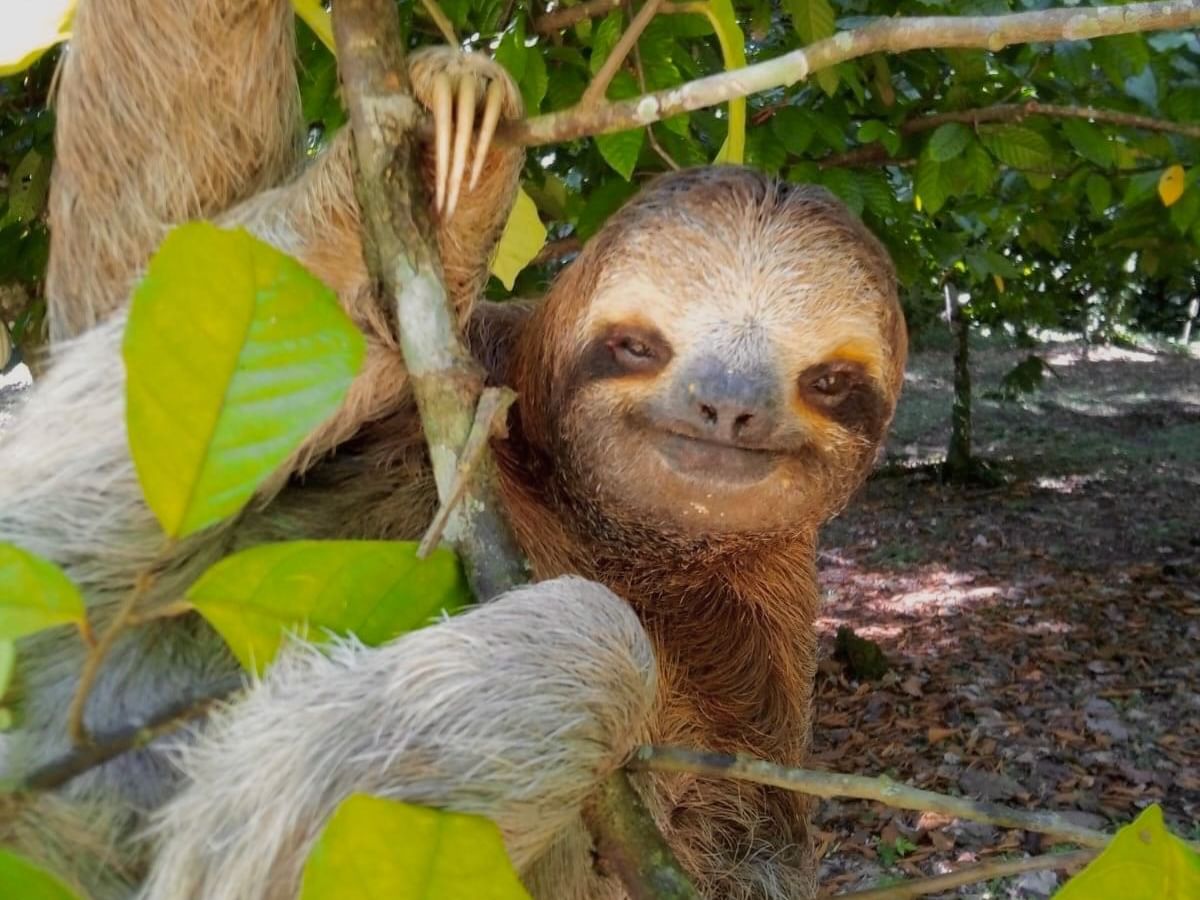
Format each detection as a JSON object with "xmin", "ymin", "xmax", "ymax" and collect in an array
[
  {"xmin": 332, "ymin": 0, "xmax": 525, "ymax": 601},
  {"xmin": 533, "ymin": 0, "xmax": 625, "ymax": 34},
  {"xmin": 332, "ymin": 4, "xmax": 697, "ymax": 896},
  {"xmin": 631, "ymin": 746, "xmax": 1112, "ymax": 849},
  {"xmin": 581, "ymin": 0, "xmax": 664, "ymax": 106},
  {"xmin": 506, "ymin": 0, "xmax": 1200, "ymax": 146},
  {"xmin": 819, "ymin": 100, "xmax": 1200, "ymax": 169},
  {"xmin": 22, "ymin": 678, "xmax": 242, "ymax": 792},
  {"xmin": 836, "ymin": 849, "xmax": 1096, "ymax": 900}
]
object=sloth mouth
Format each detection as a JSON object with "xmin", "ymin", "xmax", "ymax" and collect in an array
[{"xmin": 651, "ymin": 430, "xmax": 781, "ymax": 484}]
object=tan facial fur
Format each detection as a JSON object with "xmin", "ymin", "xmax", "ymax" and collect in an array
[{"xmin": 520, "ymin": 168, "xmax": 906, "ymax": 538}]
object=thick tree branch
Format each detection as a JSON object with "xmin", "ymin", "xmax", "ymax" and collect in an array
[
  {"xmin": 506, "ymin": 0, "xmax": 1200, "ymax": 146},
  {"xmin": 333, "ymin": 0, "xmax": 525, "ymax": 601},
  {"xmin": 533, "ymin": 0, "xmax": 625, "ymax": 34},
  {"xmin": 820, "ymin": 100, "xmax": 1200, "ymax": 169},
  {"xmin": 836, "ymin": 849, "xmax": 1096, "ymax": 899},
  {"xmin": 631, "ymin": 746, "xmax": 1113, "ymax": 849},
  {"xmin": 332, "ymin": 4, "xmax": 697, "ymax": 896},
  {"xmin": 581, "ymin": 0, "xmax": 664, "ymax": 106}
]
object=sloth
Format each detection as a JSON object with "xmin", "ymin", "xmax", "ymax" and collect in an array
[{"xmin": 0, "ymin": 1, "xmax": 906, "ymax": 898}]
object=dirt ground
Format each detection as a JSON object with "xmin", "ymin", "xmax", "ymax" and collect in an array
[{"xmin": 812, "ymin": 337, "xmax": 1200, "ymax": 897}]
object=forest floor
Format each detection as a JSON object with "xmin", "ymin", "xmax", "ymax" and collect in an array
[{"xmin": 812, "ymin": 336, "xmax": 1200, "ymax": 897}]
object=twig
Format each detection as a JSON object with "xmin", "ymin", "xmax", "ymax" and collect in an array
[
  {"xmin": 821, "ymin": 99, "xmax": 1200, "ymax": 169},
  {"xmin": 632, "ymin": 37, "xmax": 681, "ymax": 170},
  {"xmin": 332, "ymin": 3, "xmax": 697, "ymax": 896},
  {"xmin": 417, "ymin": 386, "xmax": 516, "ymax": 557},
  {"xmin": 506, "ymin": 0, "xmax": 1200, "ymax": 146},
  {"xmin": 631, "ymin": 746, "xmax": 1112, "ymax": 849},
  {"xmin": 333, "ymin": 0, "xmax": 526, "ymax": 601},
  {"xmin": 835, "ymin": 849, "xmax": 1096, "ymax": 900},
  {"xmin": 24, "ymin": 678, "xmax": 242, "ymax": 792},
  {"xmin": 583, "ymin": 770, "xmax": 701, "ymax": 900},
  {"xmin": 581, "ymin": 0, "xmax": 664, "ymax": 106},
  {"xmin": 420, "ymin": 0, "xmax": 459, "ymax": 46},
  {"xmin": 126, "ymin": 599, "xmax": 195, "ymax": 626},
  {"xmin": 533, "ymin": 0, "xmax": 624, "ymax": 34},
  {"xmin": 532, "ymin": 234, "xmax": 583, "ymax": 264},
  {"xmin": 66, "ymin": 565, "xmax": 161, "ymax": 745}
]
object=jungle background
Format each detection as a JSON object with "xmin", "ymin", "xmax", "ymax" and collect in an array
[{"xmin": 2, "ymin": 0, "xmax": 1198, "ymax": 896}]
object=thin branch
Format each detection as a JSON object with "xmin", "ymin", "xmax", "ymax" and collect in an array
[
  {"xmin": 632, "ymin": 37, "xmax": 681, "ymax": 170},
  {"xmin": 66, "ymin": 565, "xmax": 161, "ymax": 745},
  {"xmin": 836, "ymin": 849, "xmax": 1096, "ymax": 900},
  {"xmin": 420, "ymin": 0, "xmax": 459, "ymax": 46},
  {"xmin": 23, "ymin": 678, "xmax": 242, "ymax": 792},
  {"xmin": 532, "ymin": 234, "xmax": 583, "ymax": 264},
  {"xmin": 583, "ymin": 770, "xmax": 701, "ymax": 900},
  {"xmin": 533, "ymin": 0, "xmax": 624, "ymax": 34},
  {"xmin": 417, "ymin": 386, "xmax": 516, "ymax": 557},
  {"xmin": 631, "ymin": 746, "xmax": 1112, "ymax": 849},
  {"xmin": 581, "ymin": 0, "xmax": 664, "ymax": 106},
  {"xmin": 506, "ymin": 0, "xmax": 1200, "ymax": 146},
  {"xmin": 333, "ymin": 0, "xmax": 526, "ymax": 602},
  {"xmin": 821, "ymin": 99, "xmax": 1200, "ymax": 168}
]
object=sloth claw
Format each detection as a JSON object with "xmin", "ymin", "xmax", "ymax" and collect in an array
[
  {"xmin": 431, "ymin": 72, "xmax": 453, "ymax": 215},
  {"xmin": 431, "ymin": 66, "xmax": 510, "ymax": 218}
]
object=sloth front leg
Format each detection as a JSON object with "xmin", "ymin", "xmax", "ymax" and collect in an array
[
  {"xmin": 139, "ymin": 578, "xmax": 655, "ymax": 900},
  {"xmin": 227, "ymin": 46, "xmax": 525, "ymax": 476}
]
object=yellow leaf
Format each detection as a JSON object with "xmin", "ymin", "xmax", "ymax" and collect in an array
[
  {"xmin": 292, "ymin": 0, "xmax": 336, "ymax": 54},
  {"xmin": 1158, "ymin": 165, "xmax": 1186, "ymax": 208},
  {"xmin": 490, "ymin": 188, "xmax": 547, "ymax": 290},
  {"xmin": 993, "ymin": 274, "xmax": 1005, "ymax": 293},
  {"xmin": 704, "ymin": 0, "xmax": 746, "ymax": 165},
  {"xmin": 1056, "ymin": 805, "xmax": 1200, "ymax": 900},
  {"xmin": 0, "ymin": 0, "xmax": 74, "ymax": 76}
]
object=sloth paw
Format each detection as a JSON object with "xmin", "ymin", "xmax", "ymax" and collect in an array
[{"xmin": 408, "ymin": 47, "xmax": 523, "ymax": 220}]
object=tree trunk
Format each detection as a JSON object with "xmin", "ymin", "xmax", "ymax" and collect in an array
[{"xmin": 944, "ymin": 284, "xmax": 974, "ymax": 484}]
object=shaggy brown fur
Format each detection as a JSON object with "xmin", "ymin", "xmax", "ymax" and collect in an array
[{"xmin": 0, "ymin": 1, "xmax": 906, "ymax": 898}]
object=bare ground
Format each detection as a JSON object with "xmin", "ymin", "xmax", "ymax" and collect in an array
[{"xmin": 812, "ymin": 338, "xmax": 1200, "ymax": 897}]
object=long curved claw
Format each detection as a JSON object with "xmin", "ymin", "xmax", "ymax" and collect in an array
[
  {"xmin": 432, "ymin": 73, "xmax": 454, "ymax": 213},
  {"xmin": 469, "ymin": 81, "xmax": 505, "ymax": 192},
  {"xmin": 444, "ymin": 76, "xmax": 477, "ymax": 220}
]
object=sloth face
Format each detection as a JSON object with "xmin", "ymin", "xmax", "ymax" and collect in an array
[{"xmin": 544, "ymin": 170, "xmax": 906, "ymax": 538}]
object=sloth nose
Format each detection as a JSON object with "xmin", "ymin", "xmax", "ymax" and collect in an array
[{"xmin": 676, "ymin": 355, "xmax": 777, "ymax": 444}]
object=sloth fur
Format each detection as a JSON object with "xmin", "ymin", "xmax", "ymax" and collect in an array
[{"xmin": 0, "ymin": 1, "xmax": 907, "ymax": 898}]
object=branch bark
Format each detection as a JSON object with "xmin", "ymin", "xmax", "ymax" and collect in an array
[
  {"xmin": 332, "ymin": 0, "xmax": 525, "ymax": 602},
  {"xmin": 506, "ymin": 0, "xmax": 1200, "ymax": 146},
  {"xmin": 819, "ymin": 100, "xmax": 1200, "ymax": 169},
  {"xmin": 533, "ymin": 0, "xmax": 625, "ymax": 34},
  {"xmin": 581, "ymin": 0, "xmax": 664, "ymax": 107},
  {"xmin": 332, "ymin": 4, "xmax": 698, "ymax": 896},
  {"xmin": 631, "ymin": 746, "xmax": 1113, "ymax": 849},
  {"xmin": 836, "ymin": 849, "xmax": 1096, "ymax": 900}
]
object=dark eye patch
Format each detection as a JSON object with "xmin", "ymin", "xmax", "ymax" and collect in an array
[
  {"xmin": 574, "ymin": 324, "xmax": 673, "ymax": 383},
  {"xmin": 798, "ymin": 361, "xmax": 888, "ymax": 440}
]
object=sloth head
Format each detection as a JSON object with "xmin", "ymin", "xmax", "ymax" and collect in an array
[{"xmin": 515, "ymin": 167, "xmax": 906, "ymax": 540}]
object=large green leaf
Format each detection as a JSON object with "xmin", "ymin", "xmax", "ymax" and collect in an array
[
  {"xmin": 979, "ymin": 125, "xmax": 1053, "ymax": 172},
  {"xmin": 0, "ymin": 850, "xmax": 81, "ymax": 900},
  {"xmin": 187, "ymin": 541, "xmax": 469, "ymax": 673},
  {"xmin": 1062, "ymin": 119, "xmax": 1113, "ymax": 169},
  {"xmin": 1086, "ymin": 174, "xmax": 1113, "ymax": 216},
  {"xmin": 0, "ymin": 544, "xmax": 86, "ymax": 641},
  {"xmin": 785, "ymin": 0, "xmax": 837, "ymax": 94},
  {"xmin": 300, "ymin": 794, "xmax": 530, "ymax": 900},
  {"xmin": 0, "ymin": 0, "xmax": 74, "ymax": 76},
  {"xmin": 124, "ymin": 223, "xmax": 365, "ymax": 539},
  {"xmin": 595, "ymin": 72, "xmax": 645, "ymax": 179},
  {"xmin": 915, "ymin": 153, "xmax": 952, "ymax": 215},
  {"xmin": 1056, "ymin": 805, "xmax": 1200, "ymax": 900},
  {"xmin": 491, "ymin": 189, "xmax": 548, "ymax": 289},
  {"xmin": 927, "ymin": 123, "xmax": 972, "ymax": 163}
]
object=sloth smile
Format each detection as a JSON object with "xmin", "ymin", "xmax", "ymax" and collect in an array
[{"xmin": 652, "ymin": 430, "xmax": 781, "ymax": 483}]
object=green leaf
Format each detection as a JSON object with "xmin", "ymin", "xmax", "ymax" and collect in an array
[
  {"xmin": 0, "ymin": 850, "xmax": 81, "ymax": 900},
  {"xmin": 496, "ymin": 19, "xmax": 529, "ymax": 83},
  {"xmin": 1062, "ymin": 119, "xmax": 1113, "ymax": 169},
  {"xmin": 491, "ymin": 188, "xmax": 548, "ymax": 290},
  {"xmin": 772, "ymin": 108, "xmax": 815, "ymax": 156},
  {"xmin": 1, "ymin": 151, "xmax": 51, "ymax": 228},
  {"xmin": 124, "ymin": 223, "xmax": 365, "ymax": 539},
  {"xmin": 575, "ymin": 178, "xmax": 638, "ymax": 240},
  {"xmin": 589, "ymin": 11, "xmax": 624, "ymax": 75},
  {"xmin": 979, "ymin": 125, "xmax": 1052, "ymax": 171},
  {"xmin": 1056, "ymin": 805, "xmax": 1200, "ymax": 900},
  {"xmin": 1086, "ymin": 174, "xmax": 1113, "ymax": 216},
  {"xmin": 961, "ymin": 141, "xmax": 996, "ymax": 195},
  {"xmin": 746, "ymin": 129, "xmax": 787, "ymax": 175},
  {"xmin": 0, "ymin": 0, "xmax": 73, "ymax": 76},
  {"xmin": 595, "ymin": 72, "xmax": 645, "ymax": 179},
  {"xmin": 519, "ymin": 44, "xmax": 548, "ymax": 115},
  {"xmin": 927, "ymin": 123, "xmax": 972, "ymax": 163},
  {"xmin": 857, "ymin": 120, "xmax": 900, "ymax": 157},
  {"xmin": 819, "ymin": 169, "xmax": 863, "ymax": 216},
  {"xmin": 300, "ymin": 794, "xmax": 530, "ymax": 900},
  {"xmin": 857, "ymin": 170, "xmax": 895, "ymax": 219},
  {"xmin": 785, "ymin": 0, "xmax": 836, "ymax": 94},
  {"xmin": 0, "ymin": 640, "xmax": 15, "ymax": 697},
  {"xmin": 187, "ymin": 541, "xmax": 469, "ymax": 674},
  {"xmin": 291, "ymin": 0, "xmax": 335, "ymax": 54},
  {"xmin": 915, "ymin": 154, "xmax": 951, "ymax": 215},
  {"xmin": 0, "ymin": 544, "xmax": 86, "ymax": 641}
]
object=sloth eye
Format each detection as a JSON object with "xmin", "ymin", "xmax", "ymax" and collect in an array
[
  {"xmin": 804, "ymin": 366, "xmax": 858, "ymax": 403},
  {"xmin": 610, "ymin": 334, "xmax": 661, "ymax": 371},
  {"xmin": 619, "ymin": 338, "xmax": 653, "ymax": 359}
]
